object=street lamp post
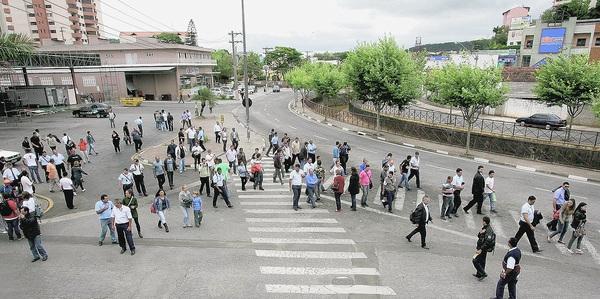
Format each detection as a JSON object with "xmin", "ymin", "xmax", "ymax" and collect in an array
[{"xmin": 241, "ymin": 0, "xmax": 250, "ymax": 140}]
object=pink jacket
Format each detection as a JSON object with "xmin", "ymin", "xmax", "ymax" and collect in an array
[{"xmin": 359, "ymin": 169, "xmax": 372, "ymax": 186}]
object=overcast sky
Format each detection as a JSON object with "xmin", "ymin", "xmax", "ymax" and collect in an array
[{"xmin": 101, "ymin": 0, "xmax": 551, "ymax": 52}]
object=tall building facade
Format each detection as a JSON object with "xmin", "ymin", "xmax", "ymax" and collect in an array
[{"xmin": 0, "ymin": 0, "xmax": 102, "ymax": 44}]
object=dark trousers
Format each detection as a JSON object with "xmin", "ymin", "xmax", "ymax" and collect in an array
[
  {"xmin": 240, "ymin": 176, "xmax": 248, "ymax": 190},
  {"xmin": 232, "ymin": 139, "xmax": 239, "ymax": 150},
  {"xmin": 6, "ymin": 218, "xmax": 21, "ymax": 240},
  {"xmin": 134, "ymin": 140, "xmax": 142, "ymax": 152},
  {"xmin": 200, "ymin": 177, "xmax": 210, "ymax": 195},
  {"xmin": 334, "ymin": 192, "xmax": 342, "ymax": 210},
  {"xmin": 215, "ymin": 132, "xmax": 221, "ymax": 143},
  {"xmin": 133, "ymin": 174, "xmax": 147, "ymax": 195},
  {"xmin": 291, "ymin": 154, "xmax": 299, "ymax": 165},
  {"xmin": 213, "ymin": 186, "xmax": 231, "ymax": 207},
  {"xmin": 198, "ymin": 140, "xmax": 206, "ymax": 151},
  {"xmin": 166, "ymin": 171, "xmax": 174, "ymax": 188},
  {"xmin": 464, "ymin": 193, "xmax": 484, "ymax": 213},
  {"xmin": 168, "ymin": 121, "xmax": 173, "ymax": 131},
  {"xmin": 340, "ymin": 154, "xmax": 348, "ymax": 174},
  {"xmin": 122, "ymin": 183, "xmax": 133, "ymax": 196},
  {"xmin": 156, "ymin": 174, "xmax": 165, "ymax": 190},
  {"xmin": 41, "ymin": 165, "xmax": 48, "ymax": 181},
  {"xmin": 194, "ymin": 156, "xmax": 201, "ymax": 169},
  {"xmin": 408, "ymin": 169, "xmax": 420, "ymax": 188},
  {"xmin": 137, "ymin": 125, "xmax": 143, "ymax": 137},
  {"xmin": 116, "ymin": 223, "xmax": 135, "ymax": 251},
  {"xmin": 132, "ymin": 216, "xmax": 141, "ymax": 234},
  {"xmin": 495, "ymin": 274, "xmax": 518, "ymax": 299},
  {"xmin": 472, "ymin": 251, "xmax": 488, "ymax": 276},
  {"xmin": 63, "ymin": 189, "xmax": 74, "ymax": 209},
  {"xmin": 229, "ymin": 161, "xmax": 237, "ymax": 174},
  {"xmin": 292, "ymin": 185, "xmax": 301, "ymax": 208},
  {"xmin": 385, "ymin": 190, "xmax": 395, "ymax": 212},
  {"xmin": 514, "ymin": 220, "xmax": 539, "ymax": 252},
  {"xmin": 113, "ymin": 142, "xmax": 120, "ymax": 153},
  {"xmin": 56, "ymin": 163, "xmax": 67, "ymax": 178},
  {"xmin": 407, "ymin": 224, "xmax": 427, "ymax": 247},
  {"xmin": 222, "ymin": 140, "xmax": 228, "ymax": 152},
  {"xmin": 452, "ymin": 190, "xmax": 462, "ymax": 214}
]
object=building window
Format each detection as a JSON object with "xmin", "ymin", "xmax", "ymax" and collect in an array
[
  {"xmin": 47, "ymin": 13, "xmax": 52, "ymax": 17},
  {"xmin": 30, "ymin": 22, "xmax": 36, "ymax": 25},
  {"xmin": 26, "ymin": 4, "xmax": 33, "ymax": 8},
  {"xmin": 49, "ymin": 21, "xmax": 55, "ymax": 25},
  {"xmin": 576, "ymin": 38, "xmax": 587, "ymax": 47},
  {"xmin": 32, "ymin": 30, "xmax": 38, "ymax": 33},
  {"xmin": 146, "ymin": 52, "xmax": 154, "ymax": 57},
  {"xmin": 525, "ymin": 39, "xmax": 533, "ymax": 49},
  {"xmin": 28, "ymin": 13, "xmax": 35, "ymax": 17},
  {"xmin": 522, "ymin": 55, "xmax": 531, "ymax": 67},
  {"xmin": 0, "ymin": 75, "xmax": 11, "ymax": 86},
  {"xmin": 50, "ymin": 30, "xmax": 56, "ymax": 33},
  {"xmin": 45, "ymin": 4, "xmax": 51, "ymax": 8},
  {"xmin": 105, "ymin": 53, "xmax": 113, "ymax": 58},
  {"xmin": 40, "ymin": 77, "xmax": 54, "ymax": 85},
  {"xmin": 595, "ymin": 37, "xmax": 600, "ymax": 47},
  {"xmin": 61, "ymin": 77, "xmax": 73, "ymax": 85},
  {"xmin": 82, "ymin": 76, "xmax": 96, "ymax": 87}
]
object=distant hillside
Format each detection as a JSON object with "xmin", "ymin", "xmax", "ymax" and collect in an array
[{"xmin": 410, "ymin": 39, "xmax": 491, "ymax": 52}]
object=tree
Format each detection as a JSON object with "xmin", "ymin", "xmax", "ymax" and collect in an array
[
  {"xmin": 343, "ymin": 36, "xmax": 423, "ymax": 133},
  {"xmin": 285, "ymin": 63, "xmax": 314, "ymax": 101},
  {"xmin": 192, "ymin": 87, "xmax": 216, "ymax": 117},
  {"xmin": 186, "ymin": 19, "xmax": 198, "ymax": 46},
  {"xmin": 428, "ymin": 64, "xmax": 507, "ymax": 154},
  {"xmin": 0, "ymin": 33, "xmax": 35, "ymax": 62},
  {"xmin": 246, "ymin": 52, "xmax": 264, "ymax": 81},
  {"xmin": 541, "ymin": 0, "xmax": 593, "ymax": 22},
  {"xmin": 264, "ymin": 46, "xmax": 303, "ymax": 79},
  {"xmin": 311, "ymin": 63, "xmax": 346, "ymax": 101},
  {"xmin": 154, "ymin": 32, "xmax": 183, "ymax": 44},
  {"xmin": 212, "ymin": 49, "xmax": 233, "ymax": 82},
  {"xmin": 490, "ymin": 26, "xmax": 508, "ymax": 48},
  {"xmin": 534, "ymin": 55, "xmax": 600, "ymax": 140}
]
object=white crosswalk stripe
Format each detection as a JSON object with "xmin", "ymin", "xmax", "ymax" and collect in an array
[
  {"xmin": 395, "ymin": 188, "xmax": 406, "ymax": 212},
  {"xmin": 244, "ymin": 209, "xmax": 329, "ymax": 214},
  {"xmin": 255, "ymin": 250, "xmax": 367, "ymax": 259},
  {"xmin": 252, "ymin": 238, "xmax": 355, "ymax": 244},
  {"xmin": 245, "ymin": 218, "xmax": 337, "ymax": 224},
  {"xmin": 240, "ymin": 202, "xmax": 289, "ymax": 206},
  {"xmin": 464, "ymin": 212, "xmax": 476, "ymax": 230},
  {"xmin": 265, "ymin": 284, "xmax": 396, "ymax": 295},
  {"xmin": 237, "ymin": 189, "xmax": 287, "ymax": 192},
  {"xmin": 249, "ymin": 227, "xmax": 346, "ymax": 233},
  {"xmin": 239, "ymin": 194, "xmax": 288, "ymax": 199},
  {"xmin": 372, "ymin": 185, "xmax": 382, "ymax": 206},
  {"xmin": 260, "ymin": 266, "xmax": 378, "ymax": 275}
]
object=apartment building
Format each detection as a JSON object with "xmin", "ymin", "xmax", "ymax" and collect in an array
[{"xmin": 0, "ymin": 0, "xmax": 102, "ymax": 44}]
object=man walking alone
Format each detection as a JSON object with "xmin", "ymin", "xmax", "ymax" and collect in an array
[
  {"xmin": 464, "ymin": 165, "xmax": 485, "ymax": 215},
  {"xmin": 473, "ymin": 216, "xmax": 495, "ymax": 280},
  {"xmin": 406, "ymin": 195, "xmax": 432, "ymax": 249}
]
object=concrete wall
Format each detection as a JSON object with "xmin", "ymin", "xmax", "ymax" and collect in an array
[
  {"xmin": 129, "ymin": 72, "xmax": 177, "ymax": 101},
  {"xmin": 492, "ymin": 98, "xmax": 600, "ymax": 126},
  {"xmin": 100, "ymin": 49, "xmax": 214, "ymax": 66}
]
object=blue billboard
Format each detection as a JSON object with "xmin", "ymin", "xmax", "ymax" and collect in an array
[{"xmin": 539, "ymin": 27, "xmax": 566, "ymax": 54}]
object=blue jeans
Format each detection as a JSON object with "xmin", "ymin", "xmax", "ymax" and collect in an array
[
  {"xmin": 99, "ymin": 218, "xmax": 116, "ymax": 242},
  {"xmin": 28, "ymin": 235, "xmax": 48, "ymax": 259},
  {"xmin": 549, "ymin": 220, "xmax": 569, "ymax": 241},
  {"xmin": 485, "ymin": 193, "xmax": 496, "ymax": 211},
  {"xmin": 181, "ymin": 206, "xmax": 191, "ymax": 226},
  {"xmin": 399, "ymin": 173, "xmax": 409, "ymax": 189},
  {"xmin": 28, "ymin": 165, "xmax": 42, "ymax": 184},
  {"xmin": 179, "ymin": 159, "xmax": 185, "ymax": 173},
  {"xmin": 306, "ymin": 185, "xmax": 316, "ymax": 208}
]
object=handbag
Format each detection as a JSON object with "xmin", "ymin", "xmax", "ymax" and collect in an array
[
  {"xmin": 34, "ymin": 203, "xmax": 44, "ymax": 218},
  {"xmin": 574, "ymin": 223, "xmax": 586, "ymax": 237},
  {"xmin": 150, "ymin": 201, "xmax": 157, "ymax": 214},
  {"xmin": 552, "ymin": 210, "xmax": 560, "ymax": 220},
  {"xmin": 369, "ymin": 178, "xmax": 373, "ymax": 190}
]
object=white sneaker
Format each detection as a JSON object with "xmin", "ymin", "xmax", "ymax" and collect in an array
[
  {"xmin": 575, "ymin": 249, "xmax": 583, "ymax": 255},
  {"xmin": 1, "ymin": 230, "xmax": 7, "ymax": 234},
  {"xmin": 567, "ymin": 249, "xmax": 574, "ymax": 254}
]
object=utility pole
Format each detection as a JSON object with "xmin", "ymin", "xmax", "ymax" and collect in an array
[
  {"xmin": 262, "ymin": 47, "xmax": 272, "ymax": 91},
  {"xmin": 241, "ymin": 0, "xmax": 250, "ymax": 140},
  {"xmin": 228, "ymin": 31, "xmax": 242, "ymax": 97},
  {"xmin": 304, "ymin": 50, "xmax": 312, "ymax": 61}
]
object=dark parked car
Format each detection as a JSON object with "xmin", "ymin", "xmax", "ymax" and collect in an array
[
  {"xmin": 272, "ymin": 85, "xmax": 281, "ymax": 92},
  {"xmin": 72, "ymin": 103, "xmax": 112, "ymax": 118},
  {"xmin": 516, "ymin": 113, "xmax": 567, "ymax": 130}
]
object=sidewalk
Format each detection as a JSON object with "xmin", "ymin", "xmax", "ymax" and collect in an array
[
  {"xmin": 413, "ymin": 100, "xmax": 600, "ymax": 132},
  {"xmin": 292, "ymin": 101, "xmax": 600, "ymax": 182},
  {"xmin": 136, "ymin": 112, "xmax": 266, "ymax": 167}
]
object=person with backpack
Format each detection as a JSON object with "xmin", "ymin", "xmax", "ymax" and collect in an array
[
  {"xmin": 179, "ymin": 185, "xmax": 193, "ymax": 228},
  {"xmin": 473, "ymin": 216, "xmax": 495, "ymax": 281},
  {"xmin": 19, "ymin": 206, "xmax": 48, "ymax": 262},
  {"xmin": 383, "ymin": 171, "xmax": 397, "ymax": 213},
  {"xmin": 122, "ymin": 189, "xmax": 142, "ymax": 239},
  {"xmin": 175, "ymin": 143, "xmax": 186, "ymax": 174},
  {"xmin": 339, "ymin": 142, "xmax": 351, "ymax": 175},
  {"xmin": 406, "ymin": 195, "xmax": 432, "ymax": 249},
  {"xmin": 492, "ymin": 237, "xmax": 521, "ymax": 299},
  {"xmin": 1, "ymin": 196, "xmax": 22, "ymax": 240},
  {"xmin": 154, "ymin": 190, "xmax": 171, "ymax": 233},
  {"xmin": 398, "ymin": 155, "xmax": 411, "ymax": 191},
  {"xmin": 566, "ymin": 202, "xmax": 587, "ymax": 254}
]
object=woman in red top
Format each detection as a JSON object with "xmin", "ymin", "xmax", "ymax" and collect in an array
[
  {"xmin": 78, "ymin": 138, "xmax": 89, "ymax": 163},
  {"xmin": 1, "ymin": 197, "xmax": 22, "ymax": 240},
  {"xmin": 332, "ymin": 169, "xmax": 345, "ymax": 212}
]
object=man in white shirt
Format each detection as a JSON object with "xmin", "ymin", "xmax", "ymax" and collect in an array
[
  {"xmin": 484, "ymin": 170, "xmax": 496, "ymax": 214},
  {"xmin": 289, "ymin": 164, "xmax": 305, "ymax": 211},
  {"xmin": 111, "ymin": 199, "xmax": 135, "ymax": 255},
  {"xmin": 303, "ymin": 158, "xmax": 315, "ymax": 174},
  {"xmin": 59, "ymin": 175, "xmax": 76, "ymax": 209},
  {"xmin": 407, "ymin": 151, "xmax": 421, "ymax": 189},
  {"xmin": 514, "ymin": 196, "xmax": 542, "ymax": 253},
  {"xmin": 225, "ymin": 146, "xmax": 238, "ymax": 174},
  {"xmin": 51, "ymin": 149, "xmax": 67, "ymax": 178},
  {"xmin": 118, "ymin": 168, "xmax": 134, "ymax": 196},
  {"xmin": 134, "ymin": 117, "xmax": 143, "ymax": 137},
  {"xmin": 129, "ymin": 160, "xmax": 148, "ymax": 197},
  {"xmin": 214, "ymin": 122, "xmax": 222, "ymax": 144},
  {"xmin": 108, "ymin": 111, "xmax": 116, "ymax": 128},
  {"xmin": 451, "ymin": 168, "xmax": 465, "ymax": 217},
  {"xmin": 185, "ymin": 127, "xmax": 197, "ymax": 151},
  {"xmin": 20, "ymin": 171, "xmax": 34, "ymax": 194},
  {"xmin": 212, "ymin": 168, "xmax": 232, "ymax": 208},
  {"xmin": 22, "ymin": 149, "xmax": 41, "ymax": 183},
  {"xmin": 2, "ymin": 163, "xmax": 21, "ymax": 184}
]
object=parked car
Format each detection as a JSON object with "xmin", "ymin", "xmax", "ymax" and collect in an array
[
  {"xmin": 0, "ymin": 149, "xmax": 21, "ymax": 165},
  {"xmin": 248, "ymin": 85, "xmax": 256, "ymax": 94},
  {"xmin": 515, "ymin": 113, "xmax": 567, "ymax": 130},
  {"xmin": 72, "ymin": 103, "xmax": 111, "ymax": 118},
  {"xmin": 221, "ymin": 87, "xmax": 234, "ymax": 99},
  {"xmin": 272, "ymin": 85, "xmax": 281, "ymax": 92},
  {"xmin": 210, "ymin": 87, "xmax": 223, "ymax": 96}
]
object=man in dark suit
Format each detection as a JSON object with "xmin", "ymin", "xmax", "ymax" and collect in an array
[
  {"xmin": 464, "ymin": 165, "xmax": 486, "ymax": 215},
  {"xmin": 406, "ymin": 195, "xmax": 433, "ymax": 249}
]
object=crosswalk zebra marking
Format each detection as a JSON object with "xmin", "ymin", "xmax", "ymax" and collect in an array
[
  {"xmin": 252, "ymin": 238, "xmax": 355, "ymax": 244},
  {"xmin": 240, "ymin": 202, "xmax": 289, "ymax": 206},
  {"xmin": 239, "ymin": 194, "xmax": 289, "ymax": 199},
  {"xmin": 244, "ymin": 209, "xmax": 329, "ymax": 214},
  {"xmin": 260, "ymin": 266, "xmax": 378, "ymax": 276},
  {"xmin": 394, "ymin": 188, "xmax": 405, "ymax": 211},
  {"xmin": 255, "ymin": 250, "xmax": 367, "ymax": 259},
  {"xmin": 245, "ymin": 218, "xmax": 337, "ymax": 224},
  {"xmin": 265, "ymin": 284, "xmax": 396, "ymax": 295},
  {"xmin": 249, "ymin": 227, "xmax": 346, "ymax": 233}
]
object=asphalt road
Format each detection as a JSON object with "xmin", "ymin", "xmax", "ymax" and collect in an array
[{"xmin": 0, "ymin": 91, "xmax": 598, "ymax": 298}]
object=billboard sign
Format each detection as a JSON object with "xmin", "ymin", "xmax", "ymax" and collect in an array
[
  {"xmin": 539, "ymin": 27, "xmax": 566, "ymax": 54},
  {"xmin": 510, "ymin": 16, "xmax": 531, "ymax": 30}
]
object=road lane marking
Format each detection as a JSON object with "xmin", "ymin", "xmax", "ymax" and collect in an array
[
  {"xmin": 417, "ymin": 189, "xmax": 426, "ymax": 206},
  {"xmin": 244, "ymin": 209, "xmax": 329, "ymax": 214},
  {"xmin": 237, "ymin": 189, "xmax": 287, "ymax": 193},
  {"xmin": 245, "ymin": 218, "xmax": 337, "ymax": 224},
  {"xmin": 265, "ymin": 284, "xmax": 396, "ymax": 295},
  {"xmin": 260, "ymin": 266, "xmax": 378, "ymax": 275},
  {"xmin": 395, "ymin": 188, "xmax": 405, "ymax": 211},
  {"xmin": 357, "ymin": 147, "xmax": 377, "ymax": 154},
  {"xmin": 426, "ymin": 164, "xmax": 455, "ymax": 172},
  {"xmin": 256, "ymin": 250, "xmax": 366, "ymax": 259},
  {"xmin": 241, "ymin": 202, "xmax": 289, "ymax": 206},
  {"xmin": 490, "ymin": 219, "xmax": 507, "ymax": 238},
  {"xmin": 289, "ymin": 125, "xmax": 297, "ymax": 130},
  {"xmin": 249, "ymin": 227, "xmax": 346, "ymax": 233},
  {"xmin": 239, "ymin": 194, "xmax": 289, "ymax": 199},
  {"xmin": 314, "ymin": 135, "xmax": 328, "ymax": 140},
  {"xmin": 534, "ymin": 187, "xmax": 551, "ymax": 192},
  {"xmin": 436, "ymin": 150, "xmax": 449, "ymax": 155},
  {"xmin": 372, "ymin": 185, "xmax": 382, "ymax": 206},
  {"xmin": 464, "ymin": 211, "xmax": 476, "ymax": 230},
  {"xmin": 568, "ymin": 174, "xmax": 588, "ymax": 182},
  {"xmin": 235, "ymin": 182, "xmax": 282, "ymax": 187},
  {"xmin": 42, "ymin": 209, "xmax": 95, "ymax": 224},
  {"xmin": 516, "ymin": 165, "xmax": 536, "ymax": 172},
  {"xmin": 252, "ymin": 238, "xmax": 354, "ymax": 244},
  {"xmin": 582, "ymin": 239, "xmax": 600, "ymax": 265}
]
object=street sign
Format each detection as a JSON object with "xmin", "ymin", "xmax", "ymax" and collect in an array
[{"xmin": 242, "ymin": 98, "xmax": 253, "ymax": 108}]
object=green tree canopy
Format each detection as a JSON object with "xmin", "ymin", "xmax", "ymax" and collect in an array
[
  {"xmin": 0, "ymin": 33, "xmax": 35, "ymax": 62},
  {"xmin": 192, "ymin": 87, "xmax": 216, "ymax": 117},
  {"xmin": 344, "ymin": 36, "xmax": 424, "ymax": 133},
  {"xmin": 428, "ymin": 64, "xmax": 507, "ymax": 154},
  {"xmin": 541, "ymin": 0, "xmax": 595, "ymax": 22},
  {"xmin": 311, "ymin": 63, "xmax": 346, "ymax": 100},
  {"xmin": 154, "ymin": 32, "xmax": 183, "ymax": 44},
  {"xmin": 285, "ymin": 63, "xmax": 314, "ymax": 100},
  {"xmin": 265, "ymin": 46, "xmax": 303, "ymax": 79},
  {"xmin": 534, "ymin": 55, "xmax": 600, "ymax": 138},
  {"xmin": 212, "ymin": 49, "xmax": 233, "ymax": 82},
  {"xmin": 246, "ymin": 52, "xmax": 264, "ymax": 80}
]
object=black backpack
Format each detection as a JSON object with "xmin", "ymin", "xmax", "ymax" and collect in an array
[
  {"xmin": 484, "ymin": 229, "xmax": 496, "ymax": 252},
  {"xmin": 0, "ymin": 201, "xmax": 13, "ymax": 216},
  {"xmin": 410, "ymin": 207, "xmax": 421, "ymax": 224}
]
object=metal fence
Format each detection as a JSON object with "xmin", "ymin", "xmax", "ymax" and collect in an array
[{"xmin": 355, "ymin": 102, "xmax": 600, "ymax": 148}]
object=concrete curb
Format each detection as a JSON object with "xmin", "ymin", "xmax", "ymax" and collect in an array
[
  {"xmin": 36, "ymin": 193, "xmax": 54, "ymax": 214},
  {"xmin": 288, "ymin": 100, "xmax": 600, "ymax": 184}
]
